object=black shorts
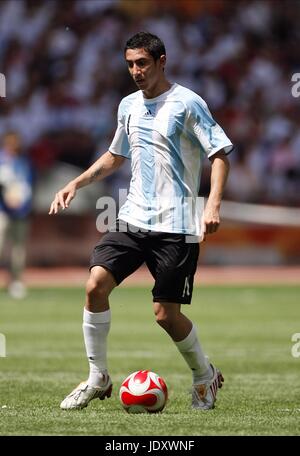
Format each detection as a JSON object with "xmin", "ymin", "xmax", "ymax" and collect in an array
[{"xmin": 90, "ymin": 220, "xmax": 199, "ymax": 304}]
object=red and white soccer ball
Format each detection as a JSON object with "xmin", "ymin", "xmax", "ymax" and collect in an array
[{"xmin": 119, "ymin": 370, "xmax": 168, "ymax": 414}]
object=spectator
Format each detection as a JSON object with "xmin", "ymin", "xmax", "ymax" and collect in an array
[
  {"xmin": 0, "ymin": 0, "xmax": 299, "ymax": 207},
  {"xmin": 0, "ymin": 131, "xmax": 33, "ymax": 298}
]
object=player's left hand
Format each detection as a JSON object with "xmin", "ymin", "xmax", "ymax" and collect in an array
[{"xmin": 201, "ymin": 206, "xmax": 220, "ymax": 241}]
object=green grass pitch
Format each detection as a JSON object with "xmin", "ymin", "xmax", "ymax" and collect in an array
[{"xmin": 0, "ymin": 285, "xmax": 299, "ymax": 436}]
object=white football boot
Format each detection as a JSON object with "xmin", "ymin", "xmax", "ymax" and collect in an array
[
  {"xmin": 60, "ymin": 374, "xmax": 112, "ymax": 410},
  {"xmin": 192, "ymin": 364, "xmax": 224, "ymax": 410}
]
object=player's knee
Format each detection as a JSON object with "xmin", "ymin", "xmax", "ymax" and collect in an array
[
  {"xmin": 155, "ymin": 309, "xmax": 174, "ymax": 333},
  {"xmin": 86, "ymin": 276, "xmax": 110, "ymax": 303}
]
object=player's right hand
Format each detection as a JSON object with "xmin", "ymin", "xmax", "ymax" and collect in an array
[{"xmin": 49, "ymin": 182, "xmax": 77, "ymax": 215}]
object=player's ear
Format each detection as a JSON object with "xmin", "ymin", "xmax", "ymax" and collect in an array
[{"xmin": 159, "ymin": 55, "xmax": 166, "ymax": 69}]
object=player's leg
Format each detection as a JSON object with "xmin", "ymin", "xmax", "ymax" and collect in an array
[
  {"xmin": 153, "ymin": 301, "xmax": 211, "ymax": 382},
  {"xmin": 148, "ymin": 233, "xmax": 224, "ymax": 409},
  {"xmin": 153, "ymin": 301, "xmax": 224, "ymax": 410},
  {"xmin": 61, "ymin": 223, "xmax": 145, "ymax": 409},
  {"xmin": 60, "ymin": 266, "xmax": 116, "ymax": 410},
  {"xmin": 84, "ymin": 265, "xmax": 116, "ymax": 387}
]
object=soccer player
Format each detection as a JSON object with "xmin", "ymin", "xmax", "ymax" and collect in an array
[{"xmin": 49, "ymin": 32, "xmax": 232, "ymax": 411}]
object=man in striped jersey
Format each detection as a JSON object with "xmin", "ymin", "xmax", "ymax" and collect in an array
[{"xmin": 49, "ymin": 32, "xmax": 232, "ymax": 411}]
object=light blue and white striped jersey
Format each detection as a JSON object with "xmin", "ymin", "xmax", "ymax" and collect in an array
[{"xmin": 109, "ymin": 83, "xmax": 233, "ymax": 235}]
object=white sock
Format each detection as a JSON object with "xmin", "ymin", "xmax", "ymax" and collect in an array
[
  {"xmin": 175, "ymin": 324, "xmax": 212, "ymax": 384},
  {"xmin": 83, "ymin": 308, "xmax": 111, "ymax": 387}
]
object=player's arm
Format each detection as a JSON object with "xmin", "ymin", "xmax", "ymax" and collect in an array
[
  {"xmin": 202, "ymin": 150, "xmax": 230, "ymax": 238},
  {"xmin": 49, "ymin": 151, "xmax": 125, "ymax": 215}
]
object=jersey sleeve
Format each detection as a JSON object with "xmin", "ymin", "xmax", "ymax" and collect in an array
[
  {"xmin": 187, "ymin": 97, "xmax": 233, "ymax": 158},
  {"xmin": 108, "ymin": 102, "xmax": 131, "ymax": 159}
]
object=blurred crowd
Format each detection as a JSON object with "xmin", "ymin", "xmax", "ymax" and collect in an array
[{"xmin": 0, "ymin": 0, "xmax": 300, "ymax": 208}]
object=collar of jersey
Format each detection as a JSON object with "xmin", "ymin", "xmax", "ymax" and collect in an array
[{"xmin": 142, "ymin": 83, "xmax": 177, "ymax": 104}]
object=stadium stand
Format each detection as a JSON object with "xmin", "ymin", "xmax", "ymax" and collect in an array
[{"xmin": 0, "ymin": 0, "xmax": 299, "ymax": 267}]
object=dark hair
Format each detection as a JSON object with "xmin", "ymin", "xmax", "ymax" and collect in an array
[{"xmin": 124, "ymin": 32, "xmax": 166, "ymax": 61}]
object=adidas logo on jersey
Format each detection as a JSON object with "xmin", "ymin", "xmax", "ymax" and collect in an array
[{"xmin": 143, "ymin": 109, "xmax": 153, "ymax": 117}]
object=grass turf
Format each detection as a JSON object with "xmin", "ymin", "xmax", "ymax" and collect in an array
[{"xmin": 0, "ymin": 285, "xmax": 299, "ymax": 436}]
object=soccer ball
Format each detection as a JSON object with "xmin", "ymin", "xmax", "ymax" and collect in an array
[{"xmin": 119, "ymin": 370, "xmax": 168, "ymax": 414}]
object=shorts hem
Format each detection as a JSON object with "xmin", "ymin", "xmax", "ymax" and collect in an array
[
  {"xmin": 89, "ymin": 263, "xmax": 121, "ymax": 285},
  {"xmin": 152, "ymin": 296, "xmax": 192, "ymax": 305}
]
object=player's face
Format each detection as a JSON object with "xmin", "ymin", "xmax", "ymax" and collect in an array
[{"xmin": 125, "ymin": 48, "xmax": 166, "ymax": 95}]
